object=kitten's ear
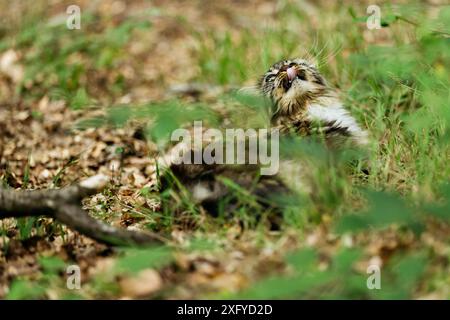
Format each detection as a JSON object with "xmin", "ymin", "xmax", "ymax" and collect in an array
[
  {"xmin": 306, "ymin": 56, "xmax": 319, "ymax": 68},
  {"xmin": 293, "ymin": 56, "xmax": 319, "ymax": 68}
]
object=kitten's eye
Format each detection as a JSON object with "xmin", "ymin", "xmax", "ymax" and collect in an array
[
  {"xmin": 298, "ymin": 70, "xmax": 307, "ymax": 81},
  {"xmin": 265, "ymin": 74, "xmax": 276, "ymax": 82}
]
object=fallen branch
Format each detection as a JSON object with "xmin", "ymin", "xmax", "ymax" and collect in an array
[{"xmin": 0, "ymin": 175, "xmax": 166, "ymax": 246}]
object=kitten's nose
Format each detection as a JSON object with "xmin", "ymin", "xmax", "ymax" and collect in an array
[{"xmin": 286, "ymin": 67, "xmax": 297, "ymax": 81}]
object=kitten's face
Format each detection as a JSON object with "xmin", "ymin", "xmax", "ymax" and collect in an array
[{"xmin": 259, "ymin": 58, "xmax": 327, "ymax": 116}]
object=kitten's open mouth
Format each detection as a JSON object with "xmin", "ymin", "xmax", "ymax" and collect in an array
[
  {"xmin": 282, "ymin": 78, "xmax": 293, "ymax": 91},
  {"xmin": 282, "ymin": 66, "xmax": 298, "ymax": 91}
]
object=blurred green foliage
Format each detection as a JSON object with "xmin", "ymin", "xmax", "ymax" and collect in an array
[
  {"xmin": 0, "ymin": 11, "xmax": 151, "ymax": 107},
  {"xmin": 7, "ymin": 256, "xmax": 66, "ymax": 299},
  {"xmin": 114, "ymin": 246, "xmax": 173, "ymax": 274},
  {"xmin": 230, "ymin": 248, "xmax": 427, "ymax": 299}
]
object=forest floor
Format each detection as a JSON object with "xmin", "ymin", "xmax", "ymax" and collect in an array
[{"xmin": 0, "ymin": 0, "xmax": 449, "ymax": 299}]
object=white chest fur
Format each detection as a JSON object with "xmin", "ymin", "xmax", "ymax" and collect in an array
[{"xmin": 306, "ymin": 102, "xmax": 368, "ymax": 145}]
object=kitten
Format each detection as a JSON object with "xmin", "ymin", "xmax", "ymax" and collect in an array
[
  {"xmin": 260, "ymin": 58, "xmax": 368, "ymax": 147},
  {"xmin": 157, "ymin": 58, "xmax": 368, "ymax": 213}
]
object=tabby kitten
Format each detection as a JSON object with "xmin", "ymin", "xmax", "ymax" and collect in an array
[
  {"xmin": 260, "ymin": 58, "xmax": 368, "ymax": 147},
  {"xmin": 158, "ymin": 58, "xmax": 368, "ymax": 212}
]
